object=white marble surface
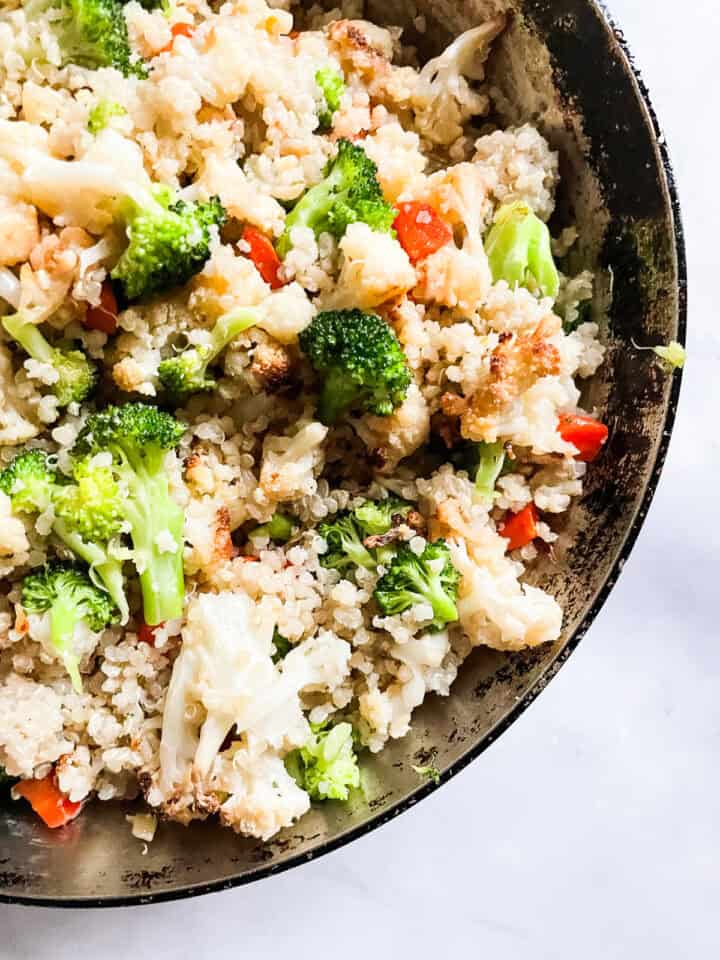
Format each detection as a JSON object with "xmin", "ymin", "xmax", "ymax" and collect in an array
[{"xmin": 2, "ymin": 0, "xmax": 718, "ymax": 955}]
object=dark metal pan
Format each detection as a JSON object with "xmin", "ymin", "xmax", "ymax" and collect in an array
[{"xmin": 0, "ymin": 0, "xmax": 685, "ymax": 906}]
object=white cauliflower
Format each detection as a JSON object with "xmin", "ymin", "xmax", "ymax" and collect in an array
[
  {"xmin": 0, "ymin": 491, "xmax": 29, "ymax": 558},
  {"xmin": 354, "ymin": 382, "xmax": 430, "ymax": 471},
  {"xmin": 259, "ymin": 421, "xmax": 328, "ymax": 502},
  {"xmin": 154, "ymin": 591, "xmax": 351, "ymax": 839},
  {"xmin": 362, "ymin": 122, "xmax": 427, "ymax": 203},
  {"xmin": 321, "ymin": 223, "xmax": 416, "ymax": 311},
  {"xmin": 411, "ymin": 18, "xmax": 505, "ymax": 146}
]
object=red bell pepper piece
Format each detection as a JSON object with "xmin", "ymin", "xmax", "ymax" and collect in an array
[
  {"xmin": 241, "ymin": 226, "xmax": 285, "ymax": 290},
  {"xmin": 557, "ymin": 413, "xmax": 609, "ymax": 462},
  {"xmin": 498, "ymin": 503, "xmax": 539, "ymax": 551},
  {"xmin": 83, "ymin": 282, "xmax": 118, "ymax": 335},
  {"xmin": 14, "ymin": 773, "xmax": 83, "ymax": 829},
  {"xmin": 393, "ymin": 202, "xmax": 452, "ymax": 263}
]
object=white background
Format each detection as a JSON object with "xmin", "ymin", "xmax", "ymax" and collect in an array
[{"xmin": 2, "ymin": 0, "xmax": 718, "ymax": 955}]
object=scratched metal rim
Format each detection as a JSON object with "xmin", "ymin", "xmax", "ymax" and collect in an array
[{"xmin": 0, "ymin": 0, "xmax": 686, "ymax": 907}]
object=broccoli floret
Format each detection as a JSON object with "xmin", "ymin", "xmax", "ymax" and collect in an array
[
  {"xmin": 271, "ymin": 628, "xmax": 292, "ymax": 664},
  {"xmin": 72, "ymin": 403, "xmax": 186, "ymax": 625},
  {"xmin": 21, "ymin": 561, "xmax": 118, "ymax": 692},
  {"xmin": 110, "ymin": 186, "xmax": 226, "ymax": 302},
  {"xmin": 157, "ymin": 306, "xmax": 257, "ymax": 396},
  {"xmin": 286, "ymin": 721, "xmax": 360, "ymax": 801},
  {"xmin": 485, "ymin": 201, "xmax": 560, "ymax": 300},
  {"xmin": 353, "ymin": 497, "xmax": 413, "ymax": 537},
  {"xmin": 27, "ymin": 0, "xmax": 146, "ymax": 77},
  {"xmin": 276, "ymin": 139, "xmax": 395, "ymax": 257},
  {"xmin": 249, "ymin": 511, "xmax": 296, "ymax": 544},
  {"xmin": 318, "ymin": 511, "xmax": 375, "ymax": 573},
  {"xmin": 1, "ymin": 312, "xmax": 96, "ymax": 407},
  {"xmin": 299, "ymin": 309, "xmax": 411, "ymax": 424},
  {"xmin": 315, "ymin": 67, "xmax": 345, "ymax": 131},
  {"xmin": 0, "ymin": 450, "xmax": 129, "ymax": 621},
  {"xmin": 374, "ymin": 539, "xmax": 461, "ymax": 631},
  {"xmin": 0, "ymin": 449, "xmax": 56, "ymax": 514},
  {"xmin": 87, "ymin": 98, "xmax": 126, "ymax": 134}
]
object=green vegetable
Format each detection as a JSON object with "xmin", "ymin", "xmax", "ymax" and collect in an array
[
  {"xmin": 485, "ymin": 201, "xmax": 560, "ymax": 300},
  {"xmin": 452, "ymin": 440, "xmax": 506, "ymax": 501},
  {"xmin": 412, "ymin": 763, "xmax": 440, "ymax": 786},
  {"xmin": 157, "ymin": 307, "xmax": 257, "ymax": 397},
  {"xmin": 276, "ymin": 139, "xmax": 395, "ymax": 257},
  {"xmin": 286, "ymin": 722, "xmax": 360, "ymax": 801},
  {"xmin": 353, "ymin": 497, "xmax": 413, "ymax": 537},
  {"xmin": 1, "ymin": 312, "xmax": 96, "ymax": 407},
  {"xmin": 271, "ymin": 628, "xmax": 291, "ymax": 664},
  {"xmin": 249, "ymin": 511, "xmax": 296, "ymax": 544},
  {"xmin": 374, "ymin": 539, "xmax": 461, "ymax": 631},
  {"xmin": 87, "ymin": 98, "xmax": 126, "ymax": 134},
  {"xmin": 0, "ymin": 450, "xmax": 128, "ymax": 621},
  {"xmin": 72, "ymin": 402, "xmax": 186, "ymax": 625},
  {"xmin": 315, "ymin": 67, "xmax": 345, "ymax": 131},
  {"xmin": 299, "ymin": 309, "xmax": 411, "ymax": 424},
  {"xmin": 21, "ymin": 561, "xmax": 118, "ymax": 692},
  {"xmin": 653, "ymin": 340, "xmax": 686, "ymax": 370},
  {"xmin": 111, "ymin": 186, "xmax": 226, "ymax": 302},
  {"xmin": 26, "ymin": 0, "xmax": 146, "ymax": 77},
  {"xmin": 318, "ymin": 511, "xmax": 376, "ymax": 574}
]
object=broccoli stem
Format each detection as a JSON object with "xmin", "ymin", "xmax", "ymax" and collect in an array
[
  {"xmin": 474, "ymin": 441, "xmax": 505, "ymax": 500},
  {"xmin": 53, "ymin": 519, "xmax": 129, "ymax": 623},
  {"xmin": 406, "ymin": 564, "xmax": 458, "ymax": 624},
  {"xmin": 123, "ymin": 470, "xmax": 184, "ymax": 625},
  {"xmin": 47, "ymin": 593, "xmax": 83, "ymax": 694},
  {"xmin": 2, "ymin": 314, "xmax": 54, "ymax": 365},
  {"xmin": 209, "ymin": 309, "xmax": 259, "ymax": 360}
]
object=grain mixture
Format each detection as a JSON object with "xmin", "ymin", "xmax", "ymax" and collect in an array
[{"xmin": 0, "ymin": 0, "xmax": 606, "ymax": 840}]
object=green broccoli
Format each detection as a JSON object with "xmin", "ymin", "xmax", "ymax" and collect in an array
[
  {"xmin": 318, "ymin": 511, "xmax": 376, "ymax": 573},
  {"xmin": 26, "ymin": 0, "xmax": 146, "ymax": 77},
  {"xmin": 299, "ymin": 309, "xmax": 411, "ymax": 424},
  {"xmin": 374, "ymin": 539, "xmax": 461, "ymax": 631},
  {"xmin": 87, "ymin": 98, "xmax": 126, "ymax": 134},
  {"xmin": 485, "ymin": 201, "xmax": 559, "ymax": 300},
  {"xmin": 353, "ymin": 497, "xmax": 413, "ymax": 537},
  {"xmin": 455, "ymin": 440, "xmax": 506, "ymax": 501},
  {"xmin": 286, "ymin": 721, "xmax": 360, "ymax": 801},
  {"xmin": 111, "ymin": 186, "xmax": 226, "ymax": 302},
  {"xmin": 157, "ymin": 306, "xmax": 257, "ymax": 397},
  {"xmin": 276, "ymin": 139, "xmax": 395, "ymax": 257},
  {"xmin": 72, "ymin": 403, "xmax": 186, "ymax": 625},
  {"xmin": 249, "ymin": 511, "xmax": 296, "ymax": 544},
  {"xmin": 315, "ymin": 67, "xmax": 345, "ymax": 131},
  {"xmin": 0, "ymin": 450, "xmax": 129, "ymax": 621},
  {"xmin": 1, "ymin": 312, "xmax": 96, "ymax": 407},
  {"xmin": 21, "ymin": 561, "xmax": 118, "ymax": 692}
]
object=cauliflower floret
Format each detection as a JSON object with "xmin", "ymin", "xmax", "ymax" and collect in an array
[
  {"xmin": 411, "ymin": 18, "xmax": 505, "ymax": 146},
  {"xmin": 153, "ymin": 591, "xmax": 351, "ymax": 839},
  {"xmin": 0, "ymin": 195, "xmax": 39, "ymax": 267},
  {"xmin": 322, "ymin": 223, "xmax": 416, "ymax": 311},
  {"xmin": 0, "ymin": 674, "xmax": 72, "ymax": 778},
  {"xmin": 354, "ymin": 382, "xmax": 430, "ymax": 472},
  {"xmin": 189, "ymin": 244, "xmax": 270, "ymax": 321},
  {"xmin": 362, "ymin": 122, "xmax": 427, "ymax": 203},
  {"xmin": 256, "ymin": 282, "xmax": 315, "ymax": 345},
  {"xmin": 359, "ymin": 630, "xmax": 454, "ymax": 749},
  {"xmin": 194, "ymin": 152, "xmax": 286, "ymax": 237},
  {"xmin": 259, "ymin": 421, "xmax": 328, "ymax": 502}
]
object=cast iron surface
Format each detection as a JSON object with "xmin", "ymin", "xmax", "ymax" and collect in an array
[{"xmin": 0, "ymin": 0, "xmax": 686, "ymax": 906}]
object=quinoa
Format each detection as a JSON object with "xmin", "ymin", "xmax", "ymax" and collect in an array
[{"xmin": 0, "ymin": 0, "xmax": 606, "ymax": 841}]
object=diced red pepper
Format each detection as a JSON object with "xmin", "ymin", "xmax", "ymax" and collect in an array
[
  {"xmin": 393, "ymin": 202, "xmax": 452, "ymax": 263},
  {"xmin": 557, "ymin": 413, "xmax": 609, "ymax": 463},
  {"xmin": 137, "ymin": 621, "xmax": 163, "ymax": 645},
  {"xmin": 241, "ymin": 226, "xmax": 285, "ymax": 290},
  {"xmin": 14, "ymin": 773, "xmax": 82, "ymax": 829},
  {"xmin": 83, "ymin": 282, "xmax": 118, "ymax": 335},
  {"xmin": 159, "ymin": 21, "xmax": 195, "ymax": 54},
  {"xmin": 498, "ymin": 503, "xmax": 539, "ymax": 551}
]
